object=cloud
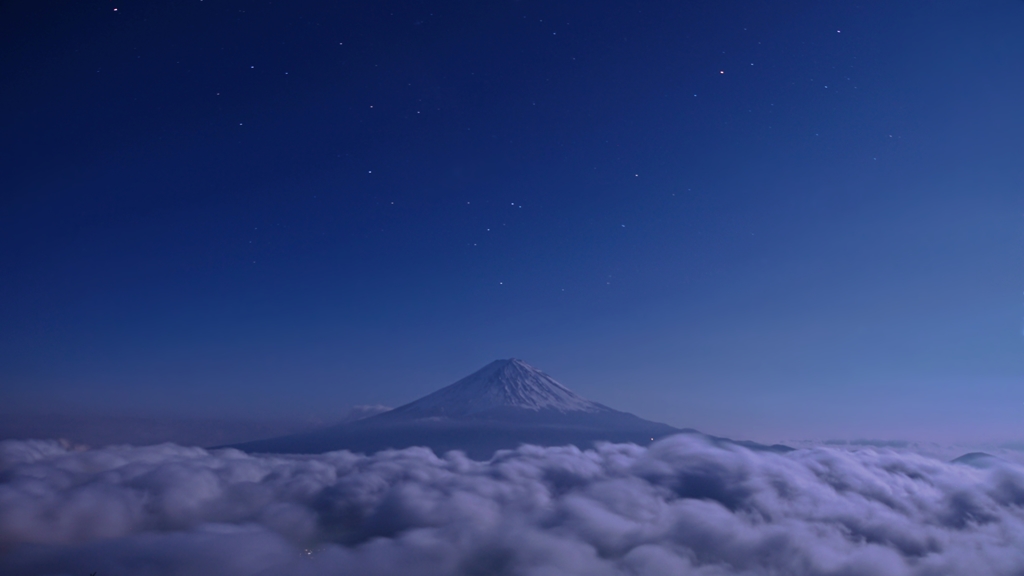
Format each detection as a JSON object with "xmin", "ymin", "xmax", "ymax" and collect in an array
[
  {"xmin": 339, "ymin": 404, "xmax": 393, "ymax": 423},
  {"xmin": 3, "ymin": 435, "xmax": 1024, "ymax": 575}
]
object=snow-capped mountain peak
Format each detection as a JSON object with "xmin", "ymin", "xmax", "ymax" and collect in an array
[
  {"xmin": 228, "ymin": 359, "xmax": 781, "ymax": 458},
  {"xmin": 388, "ymin": 358, "xmax": 605, "ymax": 417}
]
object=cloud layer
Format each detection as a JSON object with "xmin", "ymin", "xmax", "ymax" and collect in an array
[{"xmin": 3, "ymin": 435, "xmax": 1024, "ymax": 575}]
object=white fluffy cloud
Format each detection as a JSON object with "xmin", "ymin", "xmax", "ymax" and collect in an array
[{"xmin": 3, "ymin": 435, "xmax": 1024, "ymax": 575}]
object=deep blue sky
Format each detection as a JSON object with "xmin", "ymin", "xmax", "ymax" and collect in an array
[{"xmin": 1, "ymin": 0, "xmax": 1022, "ymax": 444}]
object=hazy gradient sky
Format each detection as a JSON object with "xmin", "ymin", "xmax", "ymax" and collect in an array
[{"xmin": 1, "ymin": 0, "xmax": 1022, "ymax": 444}]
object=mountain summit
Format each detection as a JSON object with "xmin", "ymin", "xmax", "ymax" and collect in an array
[
  {"xmin": 230, "ymin": 359, "xmax": 789, "ymax": 458},
  {"xmin": 387, "ymin": 358, "xmax": 603, "ymax": 418}
]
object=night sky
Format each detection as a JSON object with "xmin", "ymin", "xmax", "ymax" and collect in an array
[{"xmin": 2, "ymin": 0, "xmax": 1022, "ymax": 446}]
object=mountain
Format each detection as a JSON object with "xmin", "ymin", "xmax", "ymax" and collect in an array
[
  {"xmin": 384, "ymin": 358, "xmax": 603, "ymax": 417},
  {"xmin": 951, "ymin": 452, "xmax": 1003, "ymax": 468},
  {"xmin": 229, "ymin": 359, "xmax": 790, "ymax": 458}
]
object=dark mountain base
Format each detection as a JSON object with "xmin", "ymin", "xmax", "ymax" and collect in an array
[
  {"xmin": 232, "ymin": 422, "xmax": 677, "ymax": 459},
  {"xmin": 229, "ymin": 421, "xmax": 790, "ymax": 459}
]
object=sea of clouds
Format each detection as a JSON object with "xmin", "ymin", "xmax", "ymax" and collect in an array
[{"xmin": 3, "ymin": 434, "xmax": 1024, "ymax": 575}]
